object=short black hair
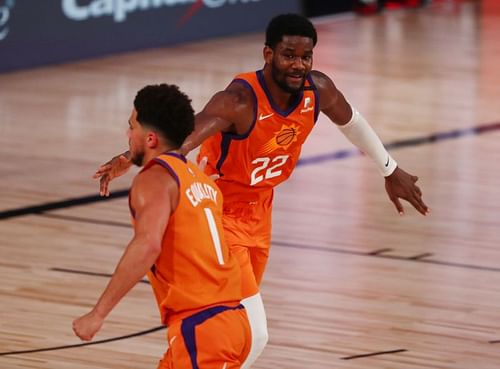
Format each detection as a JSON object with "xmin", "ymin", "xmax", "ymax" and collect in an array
[
  {"xmin": 265, "ymin": 13, "xmax": 317, "ymax": 49},
  {"xmin": 134, "ymin": 84, "xmax": 194, "ymax": 148}
]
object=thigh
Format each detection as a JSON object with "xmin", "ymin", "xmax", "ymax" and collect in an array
[
  {"xmin": 194, "ymin": 308, "xmax": 251, "ymax": 369},
  {"xmin": 157, "ymin": 322, "xmax": 191, "ymax": 369},
  {"xmin": 248, "ymin": 247, "xmax": 270, "ymax": 286},
  {"xmin": 222, "ymin": 195, "xmax": 273, "ymax": 252},
  {"xmin": 161, "ymin": 308, "xmax": 251, "ymax": 369},
  {"xmin": 223, "ymin": 209, "xmax": 272, "ymax": 297},
  {"xmin": 230, "ymin": 244, "xmax": 259, "ymax": 298}
]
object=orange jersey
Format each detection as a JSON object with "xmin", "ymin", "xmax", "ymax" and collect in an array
[
  {"xmin": 131, "ymin": 153, "xmax": 243, "ymax": 326},
  {"xmin": 198, "ymin": 70, "xmax": 318, "ymax": 203}
]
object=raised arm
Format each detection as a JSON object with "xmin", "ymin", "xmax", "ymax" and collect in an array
[
  {"xmin": 94, "ymin": 84, "xmax": 253, "ymax": 196},
  {"xmin": 73, "ymin": 167, "xmax": 175, "ymax": 341},
  {"xmin": 311, "ymin": 70, "xmax": 429, "ymax": 215}
]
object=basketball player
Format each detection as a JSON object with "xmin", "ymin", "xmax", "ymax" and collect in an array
[
  {"xmin": 73, "ymin": 84, "xmax": 251, "ymax": 369},
  {"xmin": 93, "ymin": 14, "xmax": 429, "ymax": 366}
]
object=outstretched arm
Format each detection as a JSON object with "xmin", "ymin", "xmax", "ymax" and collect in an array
[
  {"xmin": 180, "ymin": 85, "xmax": 254, "ymax": 155},
  {"xmin": 94, "ymin": 85, "xmax": 251, "ymax": 196},
  {"xmin": 93, "ymin": 150, "xmax": 132, "ymax": 197},
  {"xmin": 92, "ymin": 92, "xmax": 232, "ymax": 196},
  {"xmin": 179, "ymin": 91, "xmax": 236, "ymax": 155},
  {"xmin": 73, "ymin": 167, "xmax": 174, "ymax": 341},
  {"xmin": 311, "ymin": 70, "xmax": 429, "ymax": 215}
]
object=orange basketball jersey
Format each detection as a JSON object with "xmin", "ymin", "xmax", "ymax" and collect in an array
[
  {"xmin": 198, "ymin": 70, "xmax": 318, "ymax": 202},
  {"xmin": 130, "ymin": 153, "xmax": 243, "ymax": 326}
]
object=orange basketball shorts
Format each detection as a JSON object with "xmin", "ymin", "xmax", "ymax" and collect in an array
[
  {"xmin": 222, "ymin": 190, "xmax": 273, "ymax": 298},
  {"xmin": 157, "ymin": 304, "xmax": 251, "ymax": 369}
]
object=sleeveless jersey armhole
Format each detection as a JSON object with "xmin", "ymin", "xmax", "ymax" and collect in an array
[{"xmin": 306, "ymin": 74, "xmax": 320, "ymax": 123}]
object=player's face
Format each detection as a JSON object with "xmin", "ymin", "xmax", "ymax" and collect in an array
[
  {"xmin": 269, "ymin": 35, "xmax": 314, "ymax": 93},
  {"xmin": 127, "ymin": 109, "xmax": 147, "ymax": 166}
]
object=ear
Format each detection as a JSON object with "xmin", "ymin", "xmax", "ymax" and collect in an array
[
  {"xmin": 146, "ymin": 131, "xmax": 159, "ymax": 148},
  {"xmin": 263, "ymin": 46, "xmax": 273, "ymax": 65}
]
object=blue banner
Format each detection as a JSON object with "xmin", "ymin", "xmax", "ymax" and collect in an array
[{"xmin": 0, "ymin": 0, "xmax": 301, "ymax": 73}]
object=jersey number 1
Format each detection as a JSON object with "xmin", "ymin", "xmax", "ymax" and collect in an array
[{"xmin": 203, "ymin": 208, "xmax": 225, "ymax": 265}]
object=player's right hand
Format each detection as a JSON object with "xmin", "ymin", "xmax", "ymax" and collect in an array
[
  {"xmin": 93, "ymin": 153, "xmax": 132, "ymax": 196},
  {"xmin": 72, "ymin": 310, "xmax": 104, "ymax": 341}
]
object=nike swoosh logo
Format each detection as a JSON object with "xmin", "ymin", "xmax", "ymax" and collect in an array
[
  {"xmin": 385, "ymin": 157, "xmax": 390, "ymax": 167},
  {"xmin": 259, "ymin": 113, "xmax": 274, "ymax": 120}
]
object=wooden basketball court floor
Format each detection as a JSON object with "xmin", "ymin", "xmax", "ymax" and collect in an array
[{"xmin": 1, "ymin": 2, "xmax": 500, "ymax": 368}]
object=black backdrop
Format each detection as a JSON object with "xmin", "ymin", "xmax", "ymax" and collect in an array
[{"xmin": 303, "ymin": 0, "xmax": 353, "ymax": 17}]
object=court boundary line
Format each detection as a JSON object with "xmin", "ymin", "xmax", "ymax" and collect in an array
[
  {"xmin": 341, "ymin": 349, "xmax": 408, "ymax": 360},
  {"xmin": 0, "ymin": 325, "xmax": 165, "ymax": 357},
  {"xmin": 50, "ymin": 267, "xmax": 150, "ymax": 284},
  {"xmin": 272, "ymin": 240, "xmax": 500, "ymax": 273},
  {"xmin": 40, "ymin": 229, "xmax": 500, "ymax": 276},
  {"xmin": 1, "ymin": 121, "xmax": 499, "ymax": 221}
]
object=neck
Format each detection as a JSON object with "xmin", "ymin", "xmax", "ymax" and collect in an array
[
  {"xmin": 142, "ymin": 146, "xmax": 179, "ymax": 166},
  {"xmin": 262, "ymin": 65, "xmax": 297, "ymax": 111}
]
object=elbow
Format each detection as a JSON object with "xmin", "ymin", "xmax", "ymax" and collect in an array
[
  {"xmin": 146, "ymin": 240, "xmax": 162, "ymax": 259},
  {"xmin": 136, "ymin": 235, "xmax": 162, "ymax": 261},
  {"xmin": 131, "ymin": 232, "xmax": 162, "ymax": 263}
]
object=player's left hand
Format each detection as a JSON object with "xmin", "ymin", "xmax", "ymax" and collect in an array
[
  {"xmin": 198, "ymin": 156, "xmax": 220, "ymax": 181},
  {"xmin": 384, "ymin": 167, "xmax": 429, "ymax": 216},
  {"xmin": 72, "ymin": 310, "xmax": 104, "ymax": 341},
  {"xmin": 93, "ymin": 153, "xmax": 132, "ymax": 197}
]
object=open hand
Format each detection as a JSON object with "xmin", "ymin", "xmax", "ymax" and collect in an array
[
  {"xmin": 198, "ymin": 156, "xmax": 220, "ymax": 181},
  {"xmin": 385, "ymin": 167, "xmax": 429, "ymax": 215},
  {"xmin": 93, "ymin": 153, "xmax": 132, "ymax": 196}
]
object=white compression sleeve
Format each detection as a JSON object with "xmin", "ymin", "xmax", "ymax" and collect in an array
[
  {"xmin": 337, "ymin": 107, "xmax": 397, "ymax": 177},
  {"xmin": 240, "ymin": 293, "xmax": 268, "ymax": 369}
]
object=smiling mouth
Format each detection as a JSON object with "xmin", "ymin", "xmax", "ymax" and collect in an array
[{"xmin": 287, "ymin": 75, "xmax": 304, "ymax": 82}]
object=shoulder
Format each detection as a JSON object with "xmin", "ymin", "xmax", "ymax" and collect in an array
[
  {"xmin": 310, "ymin": 70, "xmax": 338, "ymax": 93},
  {"xmin": 199, "ymin": 80, "xmax": 256, "ymax": 133},
  {"xmin": 218, "ymin": 80, "xmax": 255, "ymax": 111},
  {"xmin": 131, "ymin": 164, "xmax": 178, "ymax": 206},
  {"xmin": 129, "ymin": 164, "xmax": 179, "ymax": 227},
  {"xmin": 133, "ymin": 163, "xmax": 170, "ymax": 185},
  {"xmin": 309, "ymin": 70, "xmax": 342, "ymax": 110},
  {"xmin": 204, "ymin": 82, "xmax": 254, "ymax": 112},
  {"xmin": 309, "ymin": 70, "xmax": 352, "ymax": 123}
]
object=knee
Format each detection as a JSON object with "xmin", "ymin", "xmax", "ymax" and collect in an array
[
  {"xmin": 241, "ymin": 293, "xmax": 268, "ymax": 349},
  {"xmin": 251, "ymin": 319, "xmax": 268, "ymax": 350},
  {"xmin": 257, "ymin": 327, "xmax": 269, "ymax": 349}
]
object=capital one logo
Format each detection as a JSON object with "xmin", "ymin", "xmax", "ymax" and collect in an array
[
  {"xmin": 62, "ymin": 0, "xmax": 261, "ymax": 23},
  {"xmin": 0, "ymin": 0, "xmax": 15, "ymax": 41}
]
